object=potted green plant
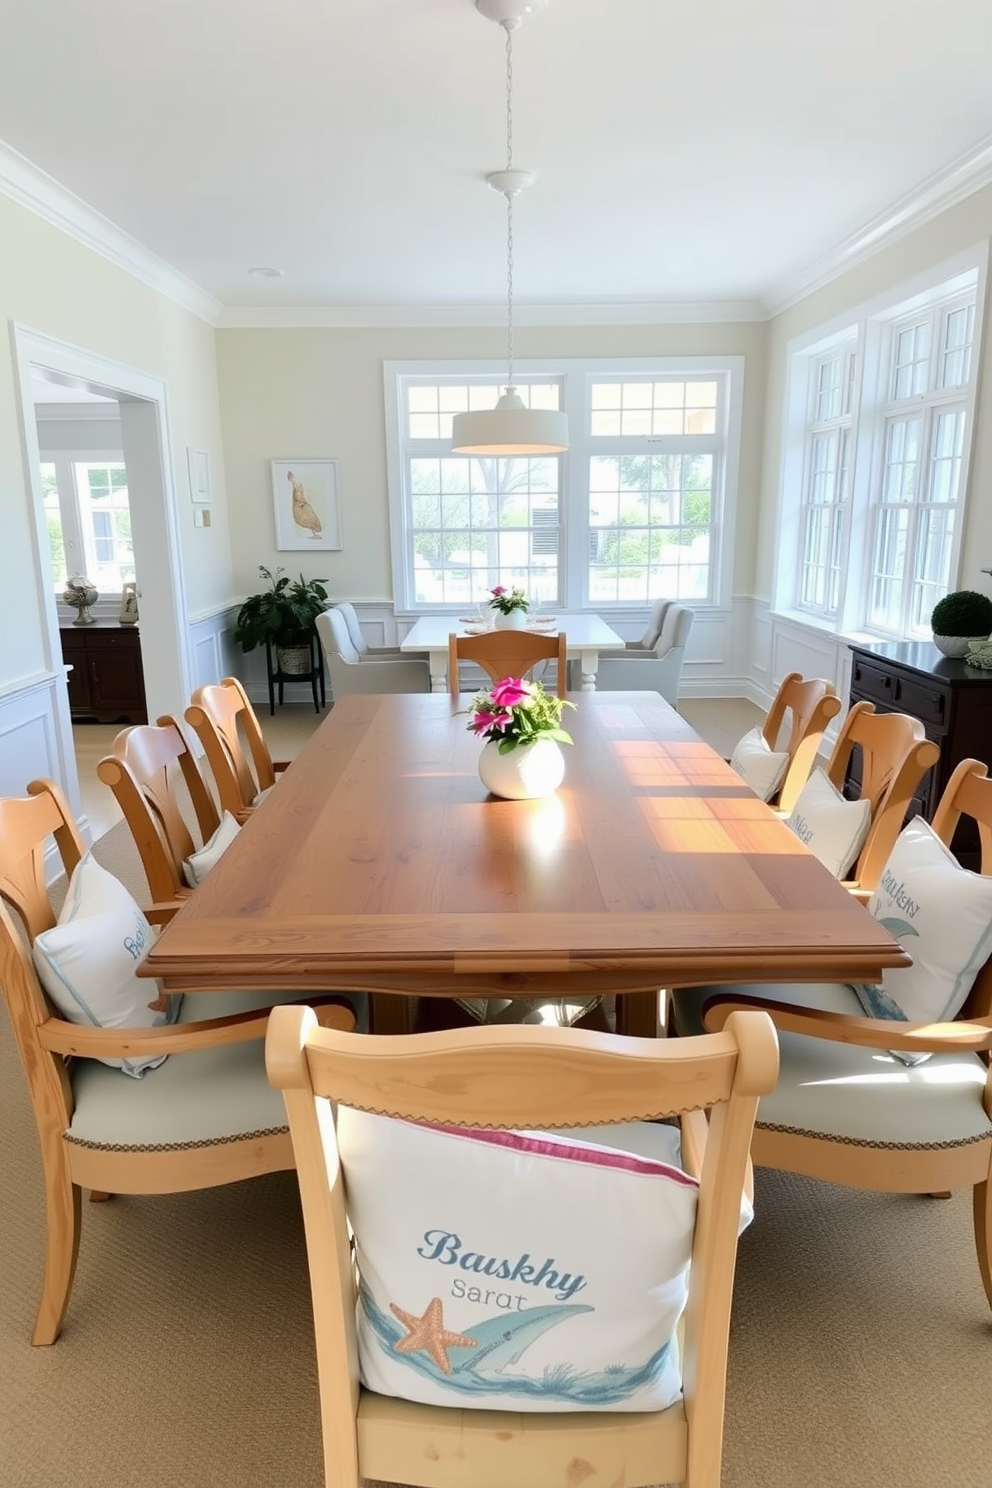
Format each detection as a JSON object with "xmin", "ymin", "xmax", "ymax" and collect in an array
[
  {"xmin": 930, "ymin": 589, "xmax": 992, "ymax": 658},
  {"xmin": 234, "ymin": 565, "xmax": 329, "ymax": 674}
]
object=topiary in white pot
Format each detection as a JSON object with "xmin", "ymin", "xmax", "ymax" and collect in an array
[{"xmin": 930, "ymin": 589, "xmax": 992, "ymax": 657}]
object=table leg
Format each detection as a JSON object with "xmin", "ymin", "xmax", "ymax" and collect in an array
[
  {"xmin": 578, "ymin": 648, "xmax": 600, "ymax": 692},
  {"xmin": 369, "ymin": 993, "xmax": 415, "ymax": 1035},
  {"xmin": 616, "ymin": 990, "xmax": 662, "ymax": 1038},
  {"xmin": 428, "ymin": 647, "xmax": 448, "ymax": 694}
]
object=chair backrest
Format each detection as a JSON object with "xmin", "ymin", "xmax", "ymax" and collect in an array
[
  {"xmin": 637, "ymin": 597, "xmax": 673, "ymax": 649},
  {"xmin": 335, "ymin": 601, "xmax": 369, "ymax": 657},
  {"xmin": 933, "ymin": 759, "xmax": 992, "ymax": 1022},
  {"xmin": 762, "ymin": 673, "xmax": 843, "ymax": 814},
  {"xmin": 448, "ymin": 629, "xmax": 568, "ymax": 697},
  {"xmin": 266, "ymin": 1003, "xmax": 778, "ymax": 1488},
  {"xmin": 0, "ymin": 781, "xmax": 87, "ymax": 1193},
  {"xmin": 317, "ymin": 605, "xmax": 360, "ymax": 663},
  {"xmin": 654, "ymin": 602, "xmax": 694, "ymax": 657},
  {"xmin": 315, "ymin": 611, "xmax": 431, "ymax": 696},
  {"xmin": 824, "ymin": 701, "xmax": 941, "ymax": 890},
  {"xmin": 97, "ymin": 717, "xmax": 220, "ymax": 903},
  {"xmin": 185, "ymin": 677, "xmax": 277, "ymax": 817}
]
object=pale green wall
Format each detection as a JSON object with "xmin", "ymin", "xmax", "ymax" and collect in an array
[
  {"xmin": 758, "ymin": 186, "xmax": 992, "ymax": 602},
  {"xmin": 216, "ymin": 321, "xmax": 768, "ymax": 606},
  {"xmin": 0, "ymin": 193, "xmax": 232, "ymax": 690}
]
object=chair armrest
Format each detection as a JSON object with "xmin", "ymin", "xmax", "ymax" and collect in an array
[
  {"xmin": 37, "ymin": 997, "xmax": 355, "ymax": 1059},
  {"xmin": 700, "ymin": 991, "xmax": 992, "ymax": 1055},
  {"xmin": 145, "ymin": 901, "xmax": 185, "ymax": 926}
]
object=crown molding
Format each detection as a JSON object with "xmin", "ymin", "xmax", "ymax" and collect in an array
[
  {"xmin": 0, "ymin": 141, "xmax": 223, "ymax": 326},
  {"xmin": 216, "ymin": 298, "xmax": 766, "ymax": 330},
  {"xmin": 763, "ymin": 133, "xmax": 992, "ymax": 317}
]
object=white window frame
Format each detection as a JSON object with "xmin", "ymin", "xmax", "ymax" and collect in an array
[
  {"xmin": 40, "ymin": 449, "xmax": 132, "ymax": 597},
  {"xmin": 385, "ymin": 356, "xmax": 744, "ymax": 617},
  {"xmin": 774, "ymin": 247, "xmax": 987, "ymax": 641}
]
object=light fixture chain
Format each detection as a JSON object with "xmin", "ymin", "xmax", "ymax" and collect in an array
[
  {"xmin": 504, "ymin": 21, "xmax": 515, "ymax": 393},
  {"xmin": 506, "ymin": 190, "xmax": 515, "ymax": 390},
  {"xmin": 505, "ymin": 23, "xmax": 513, "ymax": 171}
]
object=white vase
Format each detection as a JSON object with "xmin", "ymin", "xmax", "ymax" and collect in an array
[
  {"xmin": 494, "ymin": 609, "xmax": 527, "ymax": 630},
  {"xmin": 478, "ymin": 737, "xmax": 565, "ymax": 800}
]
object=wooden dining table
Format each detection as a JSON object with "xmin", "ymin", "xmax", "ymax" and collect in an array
[{"xmin": 140, "ymin": 692, "xmax": 909, "ymax": 1036}]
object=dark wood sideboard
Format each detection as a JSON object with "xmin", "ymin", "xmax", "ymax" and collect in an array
[
  {"xmin": 848, "ymin": 640, "xmax": 992, "ymax": 867},
  {"xmin": 60, "ymin": 621, "xmax": 147, "ymax": 725}
]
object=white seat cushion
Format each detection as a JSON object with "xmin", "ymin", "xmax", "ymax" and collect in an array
[
  {"xmin": 672, "ymin": 980, "xmax": 991, "ymax": 1148},
  {"xmin": 66, "ymin": 990, "xmax": 299, "ymax": 1149}
]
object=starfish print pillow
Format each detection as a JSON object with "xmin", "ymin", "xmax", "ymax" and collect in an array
[{"xmin": 334, "ymin": 1111, "xmax": 739, "ymax": 1413}]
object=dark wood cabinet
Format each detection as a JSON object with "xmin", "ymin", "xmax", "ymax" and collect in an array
[
  {"xmin": 848, "ymin": 640, "xmax": 992, "ymax": 867},
  {"xmin": 60, "ymin": 622, "xmax": 147, "ymax": 725}
]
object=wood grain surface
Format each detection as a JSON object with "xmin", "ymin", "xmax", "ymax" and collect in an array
[{"xmin": 140, "ymin": 693, "xmax": 907, "ymax": 1030}]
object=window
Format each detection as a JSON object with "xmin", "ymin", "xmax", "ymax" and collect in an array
[
  {"xmin": 403, "ymin": 382, "xmax": 563, "ymax": 608},
  {"xmin": 587, "ymin": 380, "xmax": 720, "ymax": 605},
  {"xmin": 866, "ymin": 297, "xmax": 974, "ymax": 636},
  {"xmin": 386, "ymin": 358, "xmax": 743, "ymax": 615},
  {"xmin": 796, "ymin": 345, "xmax": 856, "ymax": 619},
  {"xmin": 782, "ymin": 258, "xmax": 983, "ymax": 640},
  {"xmin": 40, "ymin": 457, "xmax": 134, "ymax": 596}
]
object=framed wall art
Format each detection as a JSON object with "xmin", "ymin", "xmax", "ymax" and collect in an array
[{"xmin": 271, "ymin": 459, "xmax": 342, "ymax": 551}]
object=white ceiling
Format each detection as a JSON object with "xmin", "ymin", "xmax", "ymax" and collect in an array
[{"xmin": 2, "ymin": 0, "xmax": 992, "ymax": 319}]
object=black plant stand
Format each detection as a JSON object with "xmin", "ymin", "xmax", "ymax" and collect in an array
[{"xmin": 265, "ymin": 635, "xmax": 325, "ymax": 715}]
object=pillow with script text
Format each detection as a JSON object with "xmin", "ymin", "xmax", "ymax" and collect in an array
[{"xmin": 335, "ymin": 1111, "xmax": 750, "ymax": 1413}]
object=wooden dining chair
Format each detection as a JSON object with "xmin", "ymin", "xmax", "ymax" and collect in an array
[
  {"xmin": 266, "ymin": 1002, "xmax": 778, "ymax": 1488},
  {"xmin": 97, "ymin": 716, "xmax": 221, "ymax": 904},
  {"xmin": 0, "ymin": 778, "xmax": 355, "ymax": 1344},
  {"xmin": 759, "ymin": 672, "xmax": 843, "ymax": 813},
  {"xmin": 448, "ymin": 628, "xmax": 568, "ymax": 697},
  {"xmin": 821, "ymin": 701, "xmax": 941, "ymax": 895},
  {"xmin": 185, "ymin": 676, "xmax": 290, "ymax": 820},
  {"xmin": 692, "ymin": 758, "xmax": 992, "ymax": 1314}
]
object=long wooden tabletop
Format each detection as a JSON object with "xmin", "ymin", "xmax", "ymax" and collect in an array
[{"xmin": 140, "ymin": 693, "xmax": 907, "ymax": 1032}]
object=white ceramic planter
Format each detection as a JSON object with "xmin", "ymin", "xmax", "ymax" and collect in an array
[
  {"xmin": 478, "ymin": 737, "xmax": 565, "ymax": 800},
  {"xmin": 493, "ymin": 609, "xmax": 527, "ymax": 630},
  {"xmin": 932, "ymin": 633, "xmax": 989, "ymax": 658}
]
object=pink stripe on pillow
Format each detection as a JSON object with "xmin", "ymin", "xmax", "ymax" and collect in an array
[{"xmin": 411, "ymin": 1121, "xmax": 699, "ymax": 1189}]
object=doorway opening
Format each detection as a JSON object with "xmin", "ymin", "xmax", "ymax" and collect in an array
[{"xmin": 13, "ymin": 325, "xmax": 190, "ymax": 844}]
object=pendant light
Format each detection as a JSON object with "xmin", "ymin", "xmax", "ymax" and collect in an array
[{"xmin": 451, "ymin": 0, "xmax": 569, "ymax": 456}]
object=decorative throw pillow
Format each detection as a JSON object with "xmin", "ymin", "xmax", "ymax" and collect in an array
[
  {"xmin": 785, "ymin": 769, "xmax": 871, "ymax": 878},
  {"xmin": 729, "ymin": 726, "xmax": 788, "ymax": 802},
  {"xmin": 335, "ymin": 1111, "xmax": 748, "ymax": 1414},
  {"xmin": 33, "ymin": 853, "xmax": 181, "ymax": 1077},
  {"xmin": 851, "ymin": 818, "xmax": 992, "ymax": 1061},
  {"xmin": 183, "ymin": 809, "xmax": 241, "ymax": 888}
]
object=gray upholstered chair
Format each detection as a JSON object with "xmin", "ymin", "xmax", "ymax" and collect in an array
[
  {"xmin": 591, "ymin": 603, "xmax": 695, "ymax": 708},
  {"xmin": 315, "ymin": 609, "xmax": 430, "ymax": 698},
  {"xmin": 335, "ymin": 602, "xmax": 403, "ymax": 660},
  {"xmin": 626, "ymin": 597, "xmax": 673, "ymax": 651}
]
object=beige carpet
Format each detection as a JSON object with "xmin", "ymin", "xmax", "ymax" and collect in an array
[{"xmin": 1, "ymin": 822, "xmax": 990, "ymax": 1487}]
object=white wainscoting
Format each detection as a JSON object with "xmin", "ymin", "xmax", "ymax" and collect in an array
[
  {"xmin": 187, "ymin": 604, "xmax": 242, "ymax": 695},
  {"xmin": 0, "ymin": 670, "xmax": 86, "ymax": 860}
]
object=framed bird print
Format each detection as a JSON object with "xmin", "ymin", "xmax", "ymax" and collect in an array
[{"xmin": 270, "ymin": 459, "xmax": 342, "ymax": 551}]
